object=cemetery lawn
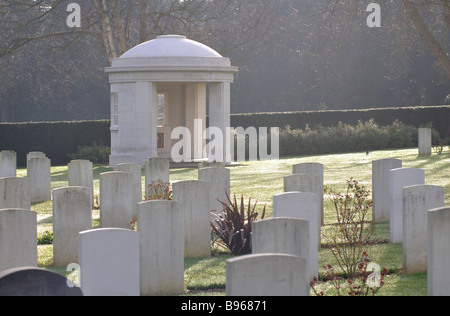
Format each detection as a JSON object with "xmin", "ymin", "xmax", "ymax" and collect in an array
[{"xmin": 30, "ymin": 147, "xmax": 449, "ymax": 296}]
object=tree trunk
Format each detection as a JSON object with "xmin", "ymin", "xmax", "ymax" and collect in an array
[
  {"xmin": 403, "ymin": 0, "xmax": 450, "ymax": 80},
  {"xmin": 93, "ymin": 0, "xmax": 118, "ymax": 65}
]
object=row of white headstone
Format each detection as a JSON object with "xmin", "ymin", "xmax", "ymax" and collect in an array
[
  {"xmin": 226, "ymin": 163, "xmax": 324, "ymax": 296},
  {"xmin": 371, "ymin": 158, "xmax": 449, "ymax": 295},
  {"xmin": 0, "ymin": 153, "xmax": 233, "ymax": 295}
]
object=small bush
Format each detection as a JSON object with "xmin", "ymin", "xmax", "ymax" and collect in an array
[{"xmin": 37, "ymin": 231, "xmax": 53, "ymax": 245}]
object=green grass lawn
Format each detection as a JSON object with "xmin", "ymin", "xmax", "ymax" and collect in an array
[{"xmin": 31, "ymin": 147, "xmax": 450, "ymax": 296}]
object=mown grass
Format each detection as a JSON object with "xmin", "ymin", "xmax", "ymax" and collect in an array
[{"xmin": 30, "ymin": 147, "xmax": 450, "ymax": 296}]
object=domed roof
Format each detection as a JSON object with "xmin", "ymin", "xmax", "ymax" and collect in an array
[{"xmin": 120, "ymin": 35, "xmax": 223, "ymax": 59}]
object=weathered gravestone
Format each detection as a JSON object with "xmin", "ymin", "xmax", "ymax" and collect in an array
[
  {"xmin": 137, "ymin": 200, "xmax": 184, "ymax": 296},
  {"xmin": 372, "ymin": 159, "xmax": 402, "ymax": 223},
  {"xmin": 403, "ymin": 185, "xmax": 444, "ymax": 274},
  {"xmin": 114, "ymin": 163, "xmax": 143, "ymax": 218},
  {"xmin": 68, "ymin": 160, "xmax": 94, "ymax": 201},
  {"xmin": 28, "ymin": 157, "xmax": 51, "ymax": 203},
  {"xmin": 226, "ymin": 254, "xmax": 309, "ymax": 296},
  {"xmin": 52, "ymin": 187, "xmax": 93, "ymax": 267},
  {"xmin": 198, "ymin": 166, "xmax": 230, "ymax": 214},
  {"xmin": 252, "ymin": 218, "xmax": 312, "ymax": 281},
  {"xmin": 273, "ymin": 192, "xmax": 320, "ymax": 279},
  {"xmin": 284, "ymin": 173, "xmax": 323, "ymax": 225},
  {"xmin": 100, "ymin": 171, "xmax": 134, "ymax": 229},
  {"xmin": 292, "ymin": 163, "xmax": 324, "ymax": 224},
  {"xmin": 0, "ymin": 209, "xmax": 37, "ymax": 273},
  {"xmin": 78, "ymin": 228, "xmax": 140, "ymax": 296},
  {"xmin": 0, "ymin": 267, "xmax": 83, "ymax": 296},
  {"xmin": 0, "ymin": 150, "xmax": 16, "ymax": 178},
  {"xmin": 173, "ymin": 180, "xmax": 211, "ymax": 258},
  {"xmin": 418, "ymin": 128, "xmax": 432, "ymax": 156},
  {"xmin": 389, "ymin": 168, "xmax": 425, "ymax": 243},
  {"xmin": 0, "ymin": 177, "xmax": 31, "ymax": 210},
  {"xmin": 428, "ymin": 207, "xmax": 450, "ymax": 296}
]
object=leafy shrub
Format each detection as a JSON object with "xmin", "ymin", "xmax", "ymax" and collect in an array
[
  {"xmin": 37, "ymin": 231, "xmax": 53, "ymax": 245},
  {"xmin": 69, "ymin": 141, "xmax": 110, "ymax": 164},
  {"xmin": 324, "ymin": 178, "xmax": 375, "ymax": 279},
  {"xmin": 144, "ymin": 179, "xmax": 173, "ymax": 201},
  {"xmin": 211, "ymin": 192, "xmax": 266, "ymax": 256}
]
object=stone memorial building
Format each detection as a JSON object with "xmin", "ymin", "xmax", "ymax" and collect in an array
[{"xmin": 106, "ymin": 35, "xmax": 238, "ymax": 167}]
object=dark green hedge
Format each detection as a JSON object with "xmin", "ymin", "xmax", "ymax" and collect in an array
[
  {"xmin": 1, "ymin": 106, "xmax": 449, "ymax": 167},
  {"xmin": 231, "ymin": 106, "xmax": 450, "ymax": 138},
  {"xmin": 0, "ymin": 120, "xmax": 110, "ymax": 166}
]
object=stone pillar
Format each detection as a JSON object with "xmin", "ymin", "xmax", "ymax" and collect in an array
[
  {"xmin": 52, "ymin": 187, "xmax": 93, "ymax": 267},
  {"xmin": 208, "ymin": 82, "xmax": 231, "ymax": 164},
  {"xmin": 428, "ymin": 207, "xmax": 450, "ymax": 296},
  {"xmin": 109, "ymin": 82, "xmax": 158, "ymax": 167},
  {"xmin": 27, "ymin": 157, "xmax": 51, "ymax": 203},
  {"xmin": 372, "ymin": 159, "xmax": 403, "ymax": 223},
  {"xmin": 185, "ymin": 83, "xmax": 207, "ymax": 160},
  {"xmin": 418, "ymin": 128, "xmax": 432, "ymax": 156},
  {"xmin": 173, "ymin": 180, "xmax": 211, "ymax": 258},
  {"xmin": 0, "ymin": 209, "xmax": 37, "ymax": 272},
  {"xmin": 0, "ymin": 150, "xmax": 16, "ymax": 178},
  {"xmin": 138, "ymin": 200, "xmax": 184, "ymax": 296}
]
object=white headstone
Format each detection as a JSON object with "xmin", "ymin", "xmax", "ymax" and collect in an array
[
  {"xmin": 292, "ymin": 163, "xmax": 324, "ymax": 224},
  {"xmin": 100, "ymin": 171, "xmax": 134, "ymax": 229},
  {"xmin": 372, "ymin": 159, "xmax": 402, "ymax": 223},
  {"xmin": 402, "ymin": 185, "xmax": 444, "ymax": 274},
  {"xmin": 0, "ymin": 151, "xmax": 17, "ymax": 178},
  {"xmin": 173, "ymin": 180, "xmax": 211, "ymax": 258},
  {"xmin": 418, "ymin": 128, "xmax": 432, "ymax": 156},
  {"xmin": 273, "ymin": 192, "xmax": 320, "ymax": 279},
  {"xmin": 114, "ymin": 163, "xmax": 143, "ymax": 218},
  {"xmin": 284, "ymin": 173, "xmax": 323, "ymax": 225},
  {"xmin": 52, "ymin": 187, "xmax": 93, "ymax": 267},
  {"xmin": 68, "ymin": 160, "xmax": 94, "ymax": 201},
  {"xmin": 428, "ymin": 207, "xmax": 450, "ymax": 296},
  {"xmin": 253, "ymin": 218, "xmax": 312, "ymax": 281},
  {"xmin": 226, "ymin": 254, "xmax": 309, "ymax": 296},
  {"xmin": 0, "ymin": 177, "xmax": 31, "ymax": 210},
  {"xmin": 27, "ymin": 157, "xmax": 51, "ymax": 203},
  {"xmin": 198, "ymin": 166, "xmax": 230, "ymax": 213},
  {"xmin": 79, "ymin": 228, "xmax": 140, "ymax": 296},
  {"xmin": 389, "ymin": 168, "xmax": 425, "ymax": 243},
  {"xmin": 0, "ymin": 209, "xmax": 37, "ymax": 272},
  {"xmin": 137, "ymin": 200, "xmax": 184, "ymax": 296}
]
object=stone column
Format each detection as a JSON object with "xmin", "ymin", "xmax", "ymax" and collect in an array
[{"xmin": 208, "ymin": 82, "xmax": 231, "ymax": 164}]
